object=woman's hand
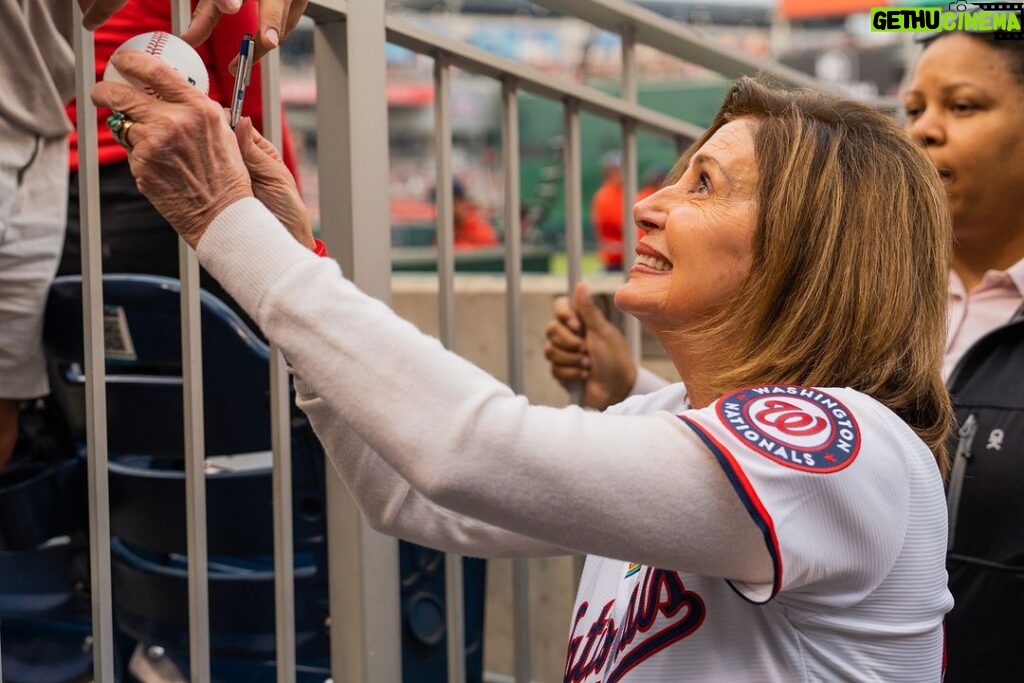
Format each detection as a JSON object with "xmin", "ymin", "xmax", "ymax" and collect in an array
[
  {"xmin": 91, "ymin": 51, "xmax": 253, "ymax": 248},
  {"xmin": 233, "ymin": 117, "xmax": 314, "ymax": 250}
]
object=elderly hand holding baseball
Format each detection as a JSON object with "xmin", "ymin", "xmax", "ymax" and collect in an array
[
  {"xmin": 93, "ymin": 51, "xmax": 251, "ymax": 246},
  {"xmin": 92, "ymin": 50, "xmax": 313, "ymax": 251}
]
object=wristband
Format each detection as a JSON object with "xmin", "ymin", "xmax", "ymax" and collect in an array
[{"xmin": 313, "ymin": 238, "xmax": 329, "ymax": 257}]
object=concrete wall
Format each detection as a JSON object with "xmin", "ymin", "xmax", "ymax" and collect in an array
[{"xmin": 390, "ymin": 274, "xmax": 677, "ymax": 683}]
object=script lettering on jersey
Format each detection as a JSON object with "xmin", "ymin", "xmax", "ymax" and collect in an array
[{"xmin": 563, "ymin": 568, "xmax": 706, "ymax": 683}]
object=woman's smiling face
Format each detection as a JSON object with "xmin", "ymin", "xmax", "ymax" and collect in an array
[{"xmin": 614, "ymin": 117, "xmax": 760, "ymax": 331}]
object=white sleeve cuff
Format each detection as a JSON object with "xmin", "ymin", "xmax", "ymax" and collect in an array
[{"xmin": 195, "ymin": 197, "xmax": 318, "ymax": 320}]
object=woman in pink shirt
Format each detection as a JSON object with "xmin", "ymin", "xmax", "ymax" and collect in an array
[
  {"xmin": 905, "ymin": 33, "xmax": 1024, "ymax": 378},
  {"xmin": 903, "ymin": 28, "xmax": 1024, "ymax": 681}
]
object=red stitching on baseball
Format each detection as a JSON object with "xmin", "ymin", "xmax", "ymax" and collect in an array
[{"xmin": 146, "ymin": 31, "xmax": 168, "ymax": 56}]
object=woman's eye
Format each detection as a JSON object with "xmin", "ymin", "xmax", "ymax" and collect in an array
[
  {"xmin": 950, "ymin": 101, "xmax": 976, "ymax": 114},
  {"xmin": 903, "ymin": 105, "xmax": 922, "ymax": 119},
  {"xmin": 696, "ymin": 171, "xmax": 710, "ymax": 194}
]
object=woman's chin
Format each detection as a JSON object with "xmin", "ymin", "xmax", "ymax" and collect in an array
[{"xmin": 612, "ymin": 285, "xmax": 651, "ymax": 319}]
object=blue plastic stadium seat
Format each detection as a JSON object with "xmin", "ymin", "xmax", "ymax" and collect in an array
[
  {"xmin": 40, "ymin": 274, "xmax": 331, "ymax": 672},
  {"xmin": 0, "ymin": 449, "xmax": 92, "ymax": 678},
  {"xmin": 44, "ymin": 274, "xmax": 274, "ymax": 459},
  {"xmin": 38, "ymin": 274, "xmax": 487, "ymax": 679},
  {"xmin": 111, "ymin": 539, "xmax": 330, "ymax": 661}
]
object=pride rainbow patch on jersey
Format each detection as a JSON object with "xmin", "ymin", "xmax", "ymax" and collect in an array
[
  {"xmin": 715, "ymin": 385, "xmax": 861, "ymax": 473},
  {"xmin": 624, "ymin": 562, "xmax": 642, "ymax": 578}
]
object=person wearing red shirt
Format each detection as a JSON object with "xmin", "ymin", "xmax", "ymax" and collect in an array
[
  {"xmin": 593, "ymin": 156, "xmax": 667, "ymax": 271},
  {"xmin": 431, "ymin": 179, "xmax": 500, "ymax": 250},
  {"xmin": 592, "ymin": 151, "xmax": 624, "ymax": 271},
  {"xmin": 59, "ymin": 0, "xmax": 301, "ymax": 280}
]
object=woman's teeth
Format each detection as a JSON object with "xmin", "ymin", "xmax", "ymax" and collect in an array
[{"xmin": 635, "ymin": 253, "xmax": 671, "ymax": 271}]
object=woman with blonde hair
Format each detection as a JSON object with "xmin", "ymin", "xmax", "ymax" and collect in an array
[
  {"xmin": 547, "ymin": 24, "xmax": 1024, "ymax": 680},
  {"xmin": 94, "ymin": 51, "xmax": 952, "ymax": 680}
]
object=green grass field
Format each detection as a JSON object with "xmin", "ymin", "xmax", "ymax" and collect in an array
[{"xmin": 548, "ymin": 251, "xmax": 604, "ymax": 276}]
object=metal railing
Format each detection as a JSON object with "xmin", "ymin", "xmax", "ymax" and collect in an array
[{"xmin": 57, "ymin": 1, "xmax": 827, "ymax": 682}]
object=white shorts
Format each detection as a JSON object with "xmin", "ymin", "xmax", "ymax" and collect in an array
[{"xmin": 0, "ymin": 114, "xmax": 68, "ymax": 399}]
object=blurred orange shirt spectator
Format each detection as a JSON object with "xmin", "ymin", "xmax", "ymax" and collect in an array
[
  {"xmin": 593, "ymin": 174, "xmax": 625, "ymax": 270},
  {"xmin": 431, "ymin": 179, "xmax": 500, "ymax": 250}
]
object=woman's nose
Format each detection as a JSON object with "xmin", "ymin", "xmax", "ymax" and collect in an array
[
  {"xmin": 633, "ymin": 195, "xmax": 666, "ymax": 233},
  {"xmin": 907, "ymin": 111, "xmax": 944, "ymax": 148}
]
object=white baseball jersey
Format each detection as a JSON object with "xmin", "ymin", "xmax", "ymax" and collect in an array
[{"xmin": 565, "ymin": 383, "xmax": 952, "ymax": 682}]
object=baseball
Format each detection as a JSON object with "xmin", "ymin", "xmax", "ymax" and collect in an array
[{"xmin": 103, "ymin": 31, "xmax": 210, "ymax": 96}]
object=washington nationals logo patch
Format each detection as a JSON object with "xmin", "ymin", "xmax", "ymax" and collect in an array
[{"xmin": 716, "ymin": 385, "xmax": 860, "ymax": 473}]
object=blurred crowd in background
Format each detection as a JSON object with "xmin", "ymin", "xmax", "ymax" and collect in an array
[{"xmin": 277, "ymin": 0, "xmax": 919, "ymax": 267}]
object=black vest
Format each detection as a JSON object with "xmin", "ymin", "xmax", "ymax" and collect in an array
[{"xmin": 944, "ymin": 310, "xmax": 1024, "ymax": 682}]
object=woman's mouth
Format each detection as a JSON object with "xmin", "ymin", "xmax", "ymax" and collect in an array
[
  {"xmin": 633, "ymin": 252, "xmax": 672, "ymax": 271},
  {"xmin": 937, "ymin": 168, "xmax": 954, "ymax": 185}
]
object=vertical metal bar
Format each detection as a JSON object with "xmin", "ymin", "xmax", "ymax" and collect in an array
[
  {"xmin": 434, "ymin": 53, "xmax": 467, "ymax": 683},
  {"xmin": 620, "ymin": 25, "xmax": 641, "ymax": 365},
  {"xmin": 621, "ymin": 123, "xmax": 640, "ymax": 365},
  {"xmin": 502, "ymin": 79, "xmax": 532, "ymax": 683},
  {"xmin": 178, "ymin": 226, "xmax": 211, "ymax": 683},
  {"xmin": 501, "ymin": 79, "xmax": 523, "ymax": 411},
  {"xmin": 261, "ymin": 48, "xmax": 297, "ymax": 683},
  {"xmin": 171, "ymin": 3, "xmax": 210, "ymax": 680},
  {"xmin": 73, "ymin": 9, "xmax": 114, "ymax": 682},
  {"xmin": 313, "ymin": 10, "xmax": 403, "ymax": 682},
  {"xmin": 620, "ymin": 27, "xmax": 637, "ymax": 105},
  {"xmin": 564, "ymin": 101, "xmax": 584, "ymax": 300},
  {"xmin": 564, "ymin": 100, "xmax": 588, "ymax": 584},
  {"xmin": 270, "ymin": 345, "xmax": 296, "ymax": 683},
  {"xmin": 434, "ymin": 56, "xmax": 457, "ymax": 350}
]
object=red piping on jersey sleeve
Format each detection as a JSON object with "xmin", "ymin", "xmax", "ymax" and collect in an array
[{"xmin": 678, "ymin": 414, "xmax": 783, "ymax": 602}]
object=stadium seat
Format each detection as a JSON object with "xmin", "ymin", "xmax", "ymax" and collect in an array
[
  {"xmin": 0, "ymin": 452, "xmax": 93, "ymax": 680},
  {"xmin": 41, "ymin": 274, "xmax": 330, "ymax": 672},
  {"xmin": 44, "ymin": 275, "xmax": 274, "ymax": 459},
  {"xmin": 37, "ymin": 275, "xmax": 487, "ymax": 679},
  {"xmin": 400, "ymin": 543, "xmax": 487, "ymax": 683}
]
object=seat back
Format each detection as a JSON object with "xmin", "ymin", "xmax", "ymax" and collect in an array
[
  {"xmin": 0, "ymin": 459, "xmax": 88, "ymax": 623},
  {"xmin": 0, "ymin": 458, "xmax": 84, "ymax": 551},
  {"xmin": 43, "ymin": 274, "xmax": 331, "ymax": 663},
  {"xmin": 108, "ymin": 453, "xmax": 326, "ymax": 557},
  {"xmin": 111, "ymin": 539, "xmax": 329, "ymax": 661},
  {"xmin": 44, "ymin": 274, "xmax": 272, "ymax": 458},
  {"xmin": 0, "ymin": 618, "xmax": 95, "ymax": 683}
]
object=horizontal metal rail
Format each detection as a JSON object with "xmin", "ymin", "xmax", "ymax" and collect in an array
[
  {"xmin": 305, "ymin": 0, "xmax": 347, "ymax": 22},
  {"xmin": 385, "ymin": 15, "xmax": 704, "ymax": 142},
  {"xmin": 532, "ymin": 0, "xmax": 823, "ymax": 90},
  {"xmin": 532, "ymin": 0, "xmax": 900, "ymax": 111}
]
